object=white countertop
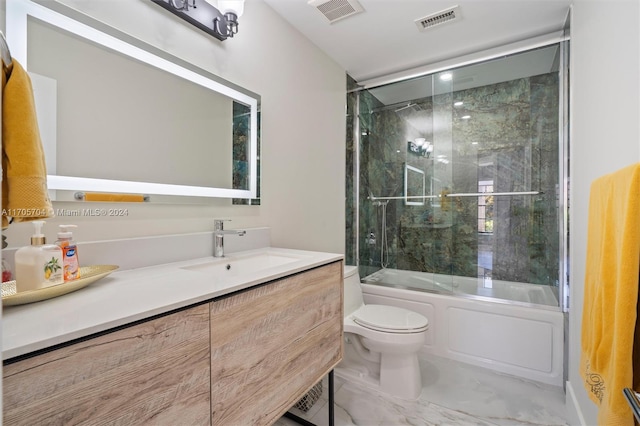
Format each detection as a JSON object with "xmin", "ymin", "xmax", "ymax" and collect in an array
[{"xmin": 2, "ymin": 247, "xmax": 343, "ymax": 360}]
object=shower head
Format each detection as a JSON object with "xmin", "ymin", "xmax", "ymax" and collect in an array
[
  {"xmin": 394, "ymin": 103, "xmax": 417, "ymax": 113},
  {"xmin": 370, "ymin": 101, "xmax": 424, "ymax": 115}
]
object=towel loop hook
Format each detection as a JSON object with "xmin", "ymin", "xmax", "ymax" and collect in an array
[{"xmin": 0, "ymin": 30, "xmax": 13, "ymax": 78}]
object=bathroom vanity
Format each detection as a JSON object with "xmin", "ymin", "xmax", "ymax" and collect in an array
[{"xmin": 2, "ymin": 246, "xmax": 343, "ymax": 425}]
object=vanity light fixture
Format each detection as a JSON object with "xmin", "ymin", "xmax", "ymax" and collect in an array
[
  {"xmin": 424, "ymin": 141, "xmax": 434, "ymax": 158},
  {"xmin": 407, "ymin": 138, "xmax": 433, "ymax": 158},
  {"xmin": 150, "ymin": 0, "xmax": 245, "ymax": 41}
]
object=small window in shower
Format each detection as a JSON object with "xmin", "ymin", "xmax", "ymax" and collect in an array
[{"xmin": 477, "ymin": 180, "xmax": 494, "ymax": 234}]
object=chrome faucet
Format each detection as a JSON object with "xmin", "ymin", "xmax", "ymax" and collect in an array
[{"xmin": 213, "ymin": 219, "xmax": 246, "ymax": 257}]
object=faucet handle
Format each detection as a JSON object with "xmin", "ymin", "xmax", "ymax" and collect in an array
[{"xmin": 214, "ymin": 219, "xmax": 231, "ymax": 231}]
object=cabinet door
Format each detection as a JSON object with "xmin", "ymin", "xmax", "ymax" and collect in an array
[
  {"xmin": 210, "ymin": 261, "xmax": 343, "ymax": 425},
  {"xmin": 3, "ymin": 304, "xmax": 211, "ymax": 426}
]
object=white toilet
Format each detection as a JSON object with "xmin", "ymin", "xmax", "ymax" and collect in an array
[{"xmin": 337, "ymin": 265, "xmax": 429, "ymax": 400}]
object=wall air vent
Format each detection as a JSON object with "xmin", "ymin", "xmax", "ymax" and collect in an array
[
  {"xmin": 415, "ymin": 6, "xmax": 460, "ymax": 32},
  {"xmin": 308, "ymin": 0, "xmax": 365, "ymax": 24}
]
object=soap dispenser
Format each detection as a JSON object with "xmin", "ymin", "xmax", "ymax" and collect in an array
[
  {"xmin": 15, "ymin": 221, "xmax": 64, "ymax": 292},
  {"xmin": 56, "ymin": 225, "xmax": 80, "ymax": 281}
]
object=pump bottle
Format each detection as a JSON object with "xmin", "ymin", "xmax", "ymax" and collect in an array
[
  {"xmin": 56, "ymin": 225, "xmax": 80, "ymax": 281},
  {"xmin": 15, "ymin": 221, "xmax": 64, "ymax": 292}
]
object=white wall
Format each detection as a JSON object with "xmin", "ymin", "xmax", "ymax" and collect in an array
[
  {"xmin": 567, "ymin": 0, "xmax": 640, "ymax": 424},
  {"xmin": 1, "ymin": 0, "xmax": 346, "ymax": 254}
]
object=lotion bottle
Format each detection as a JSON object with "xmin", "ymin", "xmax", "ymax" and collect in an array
[
  {"xmin": 56, "ymin": 225, "xmax": 80, "ymax": 281},
  {"xmin": 15, "ymin": 221, "xmax": 64, "ymax": 292}
]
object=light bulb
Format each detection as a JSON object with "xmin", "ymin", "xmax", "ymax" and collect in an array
[
  {"xmin": 217, "ymin": 0, "xmax": 244, "ymax": 17},
  {"xmin": 203, "ymin": 0, "xmax": 244, "ymax": 17}
]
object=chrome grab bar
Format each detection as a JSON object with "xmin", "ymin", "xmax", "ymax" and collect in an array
[{"xmin": 368, "ymin": 191, "xmax": 542, "ymax": 201}]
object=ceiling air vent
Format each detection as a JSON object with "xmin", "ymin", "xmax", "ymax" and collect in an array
[
  {"xmin": 308, "ymin": 0, "xmax": 365, "ymax": 24},
  {"xmin": 415, "ymin": 5, "xmax": 460, "ymax": 32}
]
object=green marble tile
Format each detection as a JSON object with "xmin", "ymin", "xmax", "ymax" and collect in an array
[{"xmin": 346, "ymin": 70, "xmax": 560, "ymax": 287}]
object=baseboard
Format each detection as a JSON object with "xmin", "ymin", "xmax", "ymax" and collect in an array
[{"xmin": 566, "ymin": 380, "xmax": 587, "ymax": 426}]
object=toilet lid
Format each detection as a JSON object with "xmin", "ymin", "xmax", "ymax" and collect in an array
[{"xmin": 352, "ymin": 304, "xmax": 429, "ymax": 333}]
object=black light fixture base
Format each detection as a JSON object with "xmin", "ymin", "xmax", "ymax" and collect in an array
[{"xmin": 150, "ymin": 0, "xmax": 231, "ymax": 41}]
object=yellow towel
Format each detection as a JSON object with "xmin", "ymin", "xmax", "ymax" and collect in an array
[
  {"xmin": 2, "ymin": 59, "xmax": 53, "ymax": 229},
  {"xmin": 581, "ymin": 163, "xmax": 640, "ymax": 425},
  {"xmin": 83, "ymin": 193, "xmax": 145, "ymax": 202}
]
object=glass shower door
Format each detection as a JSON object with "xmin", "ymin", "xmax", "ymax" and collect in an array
[{"xmin": 347, "ymin": 43, "xmax": 564, "ymax": 307}]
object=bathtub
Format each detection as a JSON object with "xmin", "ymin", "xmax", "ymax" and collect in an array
[
  {"xmin": 362, "ymin": 268, "xmax": 559, "ymax": 307},
  {"xmin": 361, "ymin": 268, "xmax": 564, "ymax": 387}
]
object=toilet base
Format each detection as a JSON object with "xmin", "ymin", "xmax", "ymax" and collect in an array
[
  {"xmin": 379, "ymin": 352, "xmax": 422, "ymax": 400},
  {"xmin": 337, "ymin": 335, "xmax": 423, "ymax": 400}
]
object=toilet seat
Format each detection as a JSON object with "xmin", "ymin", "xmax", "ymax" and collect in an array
[{"xmin": 352, "ymin": 304, "xmax": 429, "ymax": 334}]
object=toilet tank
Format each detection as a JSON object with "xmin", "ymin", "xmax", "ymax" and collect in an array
[{"xmin": 344, "ymin": 266, "xmax": 365, "ymax": 317}]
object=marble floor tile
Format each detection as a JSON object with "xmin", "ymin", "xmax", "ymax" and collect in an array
[
  {"xmin": 419, "ymin": 355, "xmax": 567, "ymax": 426},
  {"xmin": 276, "ymin": 353, "xmax": 568, "ymax": 426}
]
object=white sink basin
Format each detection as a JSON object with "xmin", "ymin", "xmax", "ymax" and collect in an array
[{"xmin": 181, "ymin": 251, "xmax": 305, "ymax": 276}]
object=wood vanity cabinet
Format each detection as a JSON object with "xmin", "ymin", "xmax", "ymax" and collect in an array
[
  {"xmin": 3, "ymin": 304, "xmax": 211, "ymax": 425},
  {"xmin": 210, "ymin": 261, "xmax": 344, "ymax": 425},
  {"xmin": 2, "ymin": 261, "xmax": 343, "ymax": 426}
]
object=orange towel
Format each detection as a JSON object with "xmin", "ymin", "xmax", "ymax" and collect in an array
[
  {"xmin": 581, "ymin": 163, "xmax": 640, "ymax": 425},
  {"xmin": 2, "ymin": 59, "xmax": 53, "ymax": 229},
  {"xmin": 83, "ymin": 193, "xmax": 145, "ymax": 202}
]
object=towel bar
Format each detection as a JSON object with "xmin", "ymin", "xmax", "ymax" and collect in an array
[
  {"xmin": 623, "ymin": 388, "xmax": 640, "ymax": 423},
  {"xmin": 368, "ymin": 190, "xmax": 543, "ymax": 201},
  {"xmin": 74, "ymin": 192, "xmax": 150, "ymax": 202}
]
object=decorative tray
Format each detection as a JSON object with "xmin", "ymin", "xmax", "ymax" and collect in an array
[{"xmin": 2, "ymin": 265, "xmax": 119, "ymax": 306}]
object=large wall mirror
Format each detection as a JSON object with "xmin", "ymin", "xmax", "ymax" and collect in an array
[{"xmin": 6, "ymin": 0, "xmax": 260, "ymax": 203}]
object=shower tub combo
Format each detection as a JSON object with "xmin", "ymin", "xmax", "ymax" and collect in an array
[
  {"xmin": 360, "ymin": 268, "xmax": 564, "ymax": 387},
  {"xmin": 346, "ymin": 41, "xmax": 569, "ymax": 388}
]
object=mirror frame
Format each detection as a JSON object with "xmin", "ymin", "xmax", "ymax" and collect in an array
[{"xmin": 6, "ymin": 0, "xmax": 259, "ymax": 199}]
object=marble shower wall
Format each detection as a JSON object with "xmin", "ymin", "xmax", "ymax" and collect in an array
[
  {"xmin": 346, "ymin": 72, "xmax": 560, "ymax": 287},
  {"xmin": 232, "ymin": 102, "xmax": 261, "ymax": 205},
  {"xmin": 345, "ymin": 76, "xmax": 358, "ymax": 265}
]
